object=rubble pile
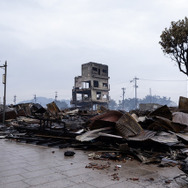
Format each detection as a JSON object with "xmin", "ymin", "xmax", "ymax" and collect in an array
[{"xmin": 0, "ymin": 97, "xmax": 188, "ymax": 182}]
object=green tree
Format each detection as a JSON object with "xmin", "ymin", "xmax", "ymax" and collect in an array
[
  {"xmin": 141, "ymin": 95, "xmax": 172, "ymax": 106},
  {"xmin": 108, "ymin": 99, "xmax": 117, "ymax": 110},
  {"xmin": 159, "ymin": 17, "xmax": 188, "ymax": 75},
  {"xmin": 118, "ymin": 95, "xmax": 174, "ymax": 111}
]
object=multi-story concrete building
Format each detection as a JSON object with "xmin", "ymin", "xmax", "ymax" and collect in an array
[{"xmin": 71, "ymin": 62, "xmax": 110, "ymax": 109}]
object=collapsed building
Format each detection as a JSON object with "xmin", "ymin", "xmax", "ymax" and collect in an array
[
  {"xmin": 1, "ymin": 62, "xmax": 188, "ymax": 186},
  {"xmin": 71, "ymin": 62, "xmax": 110, "ymax": 109},
  {"xmin": 0, "ymin": 92, "xmax": 188, "ymax": 186}
]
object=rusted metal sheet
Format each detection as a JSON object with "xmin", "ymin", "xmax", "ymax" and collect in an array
[
  {"xmin": 116, "ymin": 112, "xmax": 143, "ymax": 138},
  {"xmin": 17, "ymin": 108, "xmax": 26, "ymax": 116},
  {"xmin": 0, "ymin": 109, "xmax": 17, "ymax": 121},
  {"xmin": 148, "ymin": 105, "xmax": 172, "ymax": 120},
  {"xmin": 175, "ymin": 133, "xmax": 188, "ymax": 142},
  {"xmin": 76, "ymin": 127, "xmax": 113, "ymax": 142},
  {"xmin": 179, "ymin": 96, "xmax": 188, "ymax": 111},
  {"xmin": 147, "ymin": 116, "xmax": 187, "ymax": 133},
  {"xmin": 172, "ymin": 112, "xmax": 188, "ymax": 126},
  {"xmin": 18, "ymin": 103, "xmax": 33, "ymax": 116},
  {"xmin": 89, "ymin": 110, "xmax": 123, "ymax": 129},
  {"xmin": 98, "ymin": 132, "xmax": 123, "ymax": 139},
  {"xmin": 90, "ymin": 110, "xmax": 123, "ymax": 122},
  {"xmin": 46, "ymin": 102, "xmax": 60, "ymax": 116},
  {"xmin": 150, "ymin": 131, "xmax": 178, "ymax": 145},
  {"xmin": 127, "ymin": 130, "xmax": 156, "ymax": 141},
  {"xmin": 32, "ymin": 103, "xmax": 46, "ymax": 114}
]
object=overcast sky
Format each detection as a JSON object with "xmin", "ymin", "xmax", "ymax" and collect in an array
[{"xmin": 0, "ymin": 0, "xmax": 188, "ymax": 105}]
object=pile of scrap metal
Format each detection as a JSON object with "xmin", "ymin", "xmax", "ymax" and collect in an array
[
  {"xmin": 0, "ymin": 101, "xmax": 97, "ymax": 141},
  {"xmin": 1, "ymin": 97, "xmax": 188, "ymax": 177},
  {"xmin": 75, "ymin": 97, "xmax": 188, "ymax": 177}
]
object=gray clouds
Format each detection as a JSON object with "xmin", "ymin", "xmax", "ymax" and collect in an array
[{"xmin": 0, "ymin": 0, "xmax": 188, "ymax": 104}]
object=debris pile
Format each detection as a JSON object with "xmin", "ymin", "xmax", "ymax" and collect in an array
[{"xmin": 0, "ymin": 97, "xmax": 188, "ymax": 182}]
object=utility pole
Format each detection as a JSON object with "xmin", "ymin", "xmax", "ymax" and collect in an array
[
  {"xmin": 122, "ymin": 87, "xmax": 126, "ymax": 110},
  {"xmin": 186, "ymin": 78, "xmax": 188, "ymax": 97},
  {"xmin": 130, "ymin": 77, "xmax": 139, "ymax": 109},
  {"xmin": 14, "ymin": 95, "xmax": 17, "ymax": 105},
  {"xmin": 0, "ymin": 61, "xmax": 7, "ymax": 125},
  {"xmin": 34, "ymin": 94, "xmax": 37, "ymax": 103},
  {"xmin": 149, "ymin": 88, "xmax": 152, "ymax": 103},
  {"xmin": 55, "ymin": 91, "xmax": 58, "ymax": 101}
]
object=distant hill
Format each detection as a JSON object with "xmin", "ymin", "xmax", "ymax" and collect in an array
[{"xmin": 19, "ymin": 97, "xmax": 70, "ymax": 108}]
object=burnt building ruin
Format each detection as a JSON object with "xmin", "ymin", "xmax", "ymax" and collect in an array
[{"xmin": 71, "ymin": 62, "xmax": 110, "ymax": 109}]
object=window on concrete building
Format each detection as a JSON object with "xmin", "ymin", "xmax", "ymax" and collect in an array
[
  {"xmin": 94, "ymin": 80, "xmax": 99, "ymax": 87},
  {"xmin": 102, "ymin": 94, "xmax": 108, "ymax": 99},
  {"xmin": 103, "ymin": 83, "xmax": 108, "ymax": 88},
  {"xmin": 92, "ymin": 67, "xmax": 98, "ymax": 71},
  {"xmin": 83, "ymin": 94, "xmax": 89, "ymax": 100},
  {"xmin": 98, "ymin": 69, "xmax": 100, "ymax": 75},
  {"xmin": 102, "ymin": 69, "xmax": 108, "ymax": 74},
  {"xmin": 76, "ymin": 94, "xmax": 82, "ymax": 100},
  {"xmin": 97, "ymin": 92, "xmax": 101, "ymax": 100},
  {"xmin": 82, "ymin": 81, "xmax": 90, "ymax": 89}
]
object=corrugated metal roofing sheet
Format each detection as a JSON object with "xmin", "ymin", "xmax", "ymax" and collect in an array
[
  {"xmin": 127, "ymin": 130, "xmax": 156, "ymax": 141},
  {"xmin": 116, "ymin": 112, "xmax": 143, "ymax": 138}
]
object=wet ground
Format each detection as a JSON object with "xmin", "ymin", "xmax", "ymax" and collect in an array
[{"xmin": 0, "ymin": 139, "xmax": 187, "ymax": 188}]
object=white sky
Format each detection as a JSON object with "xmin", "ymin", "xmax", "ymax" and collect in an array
[{"xmin": 0, "ymin": 0, "xmax": 188, "ymax": 105}]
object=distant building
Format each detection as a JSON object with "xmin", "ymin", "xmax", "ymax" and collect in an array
[
  {"xmin": 139, "ymin": 103, "xmax": 162, "ymax": 111},
  {"xmin": 71, "ymin": 62, "xmax": 110, "ymax": 109}
]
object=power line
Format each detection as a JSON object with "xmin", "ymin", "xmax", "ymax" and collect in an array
[{"xmin": 139, "ymin": 78, "xmax": 187, "ymax": 82}]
